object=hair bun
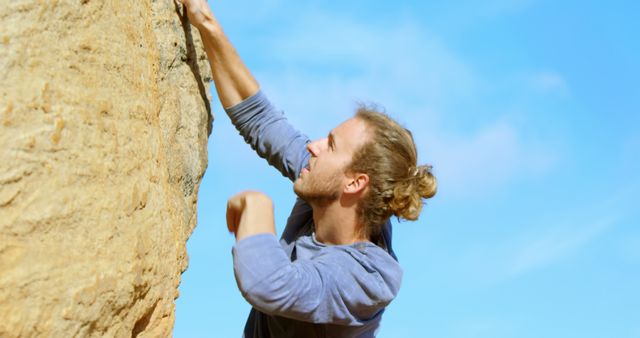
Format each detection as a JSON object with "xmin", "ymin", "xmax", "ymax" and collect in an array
[{"xmin": 389, "ymin": 164, "xmax": 437, "ymax": 221}]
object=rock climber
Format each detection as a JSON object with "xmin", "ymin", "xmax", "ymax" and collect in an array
[{"xmin": 178, "ymin": 0, "xmax": 437, "ymax": 336}]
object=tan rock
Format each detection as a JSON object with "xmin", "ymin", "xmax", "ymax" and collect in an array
[{"xmin": 0, "ymin": 1, "xmax": 212, "ymax": 336}]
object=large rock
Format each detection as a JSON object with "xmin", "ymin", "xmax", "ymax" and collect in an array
[{"xmin": 0, "ymin": 1, "xmax": 212, "ymax": 336}]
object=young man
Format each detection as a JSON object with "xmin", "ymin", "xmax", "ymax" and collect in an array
[{"xmin": 178, "ymin": 1, "xmax": 437, "ymax": 336}]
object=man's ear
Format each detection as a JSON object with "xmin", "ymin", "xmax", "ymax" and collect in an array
[{"xmin": 344, "ymin": 173, "xmax": 369, "ymax": 195}]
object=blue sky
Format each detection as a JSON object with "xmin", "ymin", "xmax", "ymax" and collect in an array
[{"xmin": 174, "ymin": 0, "xmax": 639, "ymax": 337}]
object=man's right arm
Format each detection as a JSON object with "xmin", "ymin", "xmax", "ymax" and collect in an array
[
  {"xmin": 179, "ymin": 0, "xmax": 310, "ymax": 181},
  {"xmin": 179, "ymin": 0, "xmax": 259, "ymax": 108}
]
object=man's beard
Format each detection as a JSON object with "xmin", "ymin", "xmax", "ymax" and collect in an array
[{"xmin": 293, "ymin": 171, "xmax": 342, "ymax": 206}]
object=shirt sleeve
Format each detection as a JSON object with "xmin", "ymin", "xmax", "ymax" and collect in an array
[
  {"xmin": 225, "ymin": 91, "xmax": 311, "ymax": 182},
  {"xmin": 232, "ymin": 234, "xmax": 399, "ymax": 325}
]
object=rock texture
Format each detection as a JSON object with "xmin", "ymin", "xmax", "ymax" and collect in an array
[{"xmin": 0, "ymin": 1, "xmax": 212, "ymax": 336}]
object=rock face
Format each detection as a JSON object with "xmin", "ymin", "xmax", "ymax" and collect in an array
[{"xmin": 0, "ymin": 1, "xmax": 212, "ymax": 336}]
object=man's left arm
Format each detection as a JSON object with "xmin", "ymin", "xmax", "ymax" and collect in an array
[
  {"xmin": 226, "ymin": 192, "xmax": 392, "ymax": 324},
  {"xmin": 226, "ymin": 191, "xmax": 276, "ymax": 242},
  {"xmin": 231, "ymin": 234, "xmax": 400, "ymax": 325}
]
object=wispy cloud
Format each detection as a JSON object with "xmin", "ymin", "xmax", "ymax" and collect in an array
[
  {"xmin": 452, "ymin": 187, "xmax": 637, "ymax": 286},
  {"xmin": 254, "ymin": 11, "xmax": 476, "ymax": 130},
  {"xmin": 505, "ymin": 185, "xmax": 640, "ymax": 278},
  {"xmin": 451, "ymin": 214, "xmax": 617, "ymax": 289},
  {"xmin": 246, "ymin": 10, "xmax": 558, "ymax": 199},
  {"xmin": 424, "ymin": 121, "xmax": 554, "ymax": 198},
  {"xmin": 507, "ymin": 216, "xmax": 614, "ymax": 276},
  {"xmin": 215, "ymin": 3, "xmax": 562, "ymax": 200}
]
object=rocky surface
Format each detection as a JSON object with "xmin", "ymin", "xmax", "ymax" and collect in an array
[{"xmin": 0, "ymin": 1, "xmax": 212, "ymax": 336}]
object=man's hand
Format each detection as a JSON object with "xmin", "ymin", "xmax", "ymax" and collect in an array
[
  {"xmin": 226, "ymin": 191, "xmax": 276, "ymax": 241},
  {"xmin": 176, "ymin": 0, "xmax": 215, "ymax": 29}
]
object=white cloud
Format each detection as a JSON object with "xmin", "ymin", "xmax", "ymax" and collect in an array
[
  {"xmin": 214, "ymin": 4, "xmax": 558, "ymax": 199},
  {"xmin": 450, "ymin": 213, "xmax": 617, "ymax": 289},
  {"xmin": 507, "ymin": 216, "xmax": 614, "ymax": 276},
  {"xmin": 450, "ymin": 187, "xmax": 638, "ymax": 287},
  {"xmin": 253, "ymin": 12, "xmax": 477, "ymax": 131},
  {"xmin": 422, "ymin": 121, "xmax": 554, "ymax": 198}
]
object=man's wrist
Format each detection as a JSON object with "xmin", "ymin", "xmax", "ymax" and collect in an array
[
  {"xmin": 195, "ymin": 15, "xmax": 220, "ymax": 35},
  {"xmin": 244, "ymin": 192, "xmax": 273, "ymax": 209}
]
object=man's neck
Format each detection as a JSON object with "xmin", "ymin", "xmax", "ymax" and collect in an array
[{"xmin": 310, "ymin": 201, "xmax": 367, "ymax": 245}]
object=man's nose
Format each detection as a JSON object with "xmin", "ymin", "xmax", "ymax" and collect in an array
[{"xmin": 306, "ymin": 138, "xmax": 327, "ymax": 156}]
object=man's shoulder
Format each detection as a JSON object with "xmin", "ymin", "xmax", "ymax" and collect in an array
[
  {"xmin": 302, "ymin": 236, "xmax": 402, "ymax": 279},
  {"xmin": 306, "ymin": 238, "xmax": 403, "ymax": 310}
]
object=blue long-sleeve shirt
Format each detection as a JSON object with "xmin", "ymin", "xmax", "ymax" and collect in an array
[{"xmin": 226, "ymin": 91, "xmax": 403, "ymax": 337}]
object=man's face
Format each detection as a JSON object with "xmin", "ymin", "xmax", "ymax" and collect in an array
[{"xmin": 294, "ymin": 117, "xmax": 370, "ymax": 205}]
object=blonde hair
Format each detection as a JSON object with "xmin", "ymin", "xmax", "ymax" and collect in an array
[{"xmin": 348, "ymin": 105, "xmax": 437, "ymax": 240}]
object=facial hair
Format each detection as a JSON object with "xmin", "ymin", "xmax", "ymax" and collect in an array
[{"xmin": 293, "ymin": 169, "xmax": 343, "ymax": 206}]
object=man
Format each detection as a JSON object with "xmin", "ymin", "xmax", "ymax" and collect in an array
[{"xmin": 178, "ymin": 0, "xmax": 437, "ymax": 337}]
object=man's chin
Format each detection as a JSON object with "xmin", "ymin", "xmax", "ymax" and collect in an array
[
  {"xmin": 293, "ymin": 184, "xmax": 339, "ymax": 206},
  {"xmin": 293, "ymin": 180, "xmax": 306, "ymax": 200},
  {"xmin": 293, "ymin": 179, "xmax": 302, "ymax": 194}
]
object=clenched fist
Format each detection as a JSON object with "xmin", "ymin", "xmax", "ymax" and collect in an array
[{"xmin": 226, "ymin": 191, "xmax": 275, "ymax": 241}]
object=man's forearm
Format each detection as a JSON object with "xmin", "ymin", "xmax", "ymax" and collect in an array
[{"xmin": 196, "ymin": 16, "xmax": 259, "ymax": 109}]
